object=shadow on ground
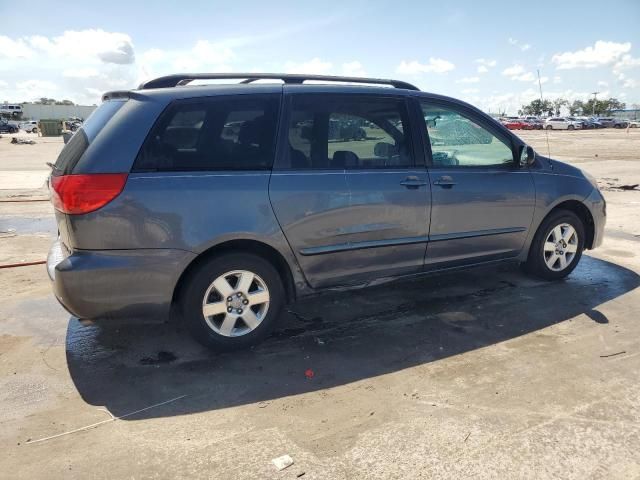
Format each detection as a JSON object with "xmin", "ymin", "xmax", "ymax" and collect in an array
[{"xmin": 67, "ymin": 256, "xmax": 639, "ymax": 420}]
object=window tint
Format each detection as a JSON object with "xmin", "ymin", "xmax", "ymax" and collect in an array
[
  {"xmin": 53, "ymin": 129, "xmax": 89, "ymax": 175},
  {"xmin": 284, "ymin": 95, "xmax": 413, "ymax": 170},
  {"xmin": 421, "ymin": 103, "xmax": 513, "ymax": 168},
  {"xmin": 134, "ymin": 95, "xmax": 279, "ymax": 172},
  {"xmin": 81, "ymin": 99, "xmax": 126, "ymax": 141}
]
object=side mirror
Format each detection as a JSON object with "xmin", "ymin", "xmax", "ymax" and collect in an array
[{"xmin": 520, "ymin": 145, "xmax": 536, "ymax": 167}]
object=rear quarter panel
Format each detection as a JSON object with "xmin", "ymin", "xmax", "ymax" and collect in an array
[{"xmin": 66, "ymin": 171, "xmax": 309, "ymax": 292}]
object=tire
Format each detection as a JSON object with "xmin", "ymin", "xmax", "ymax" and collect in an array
[
  {"xmin": 523, "ymin": 209, "xmax": 585, "ymax": 280},
  {"xmin": 568, "ymin": 125, "xmax": 574, "ymax": 130},
  {"xmin": 31, "ymin": 127, "xmax": 37, "ymax": 134},
  {"xmin": 180, "ymin": 252, "xmax": 285, "ymax": 351},
  {"xmin": 546, "ymin": 125, "xmax": 553, "ymax": 130}
]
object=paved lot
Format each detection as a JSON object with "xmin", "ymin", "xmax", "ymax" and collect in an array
[{"xmin": 1, "ymin": 129, "xmax": 639, "ymax": 479}]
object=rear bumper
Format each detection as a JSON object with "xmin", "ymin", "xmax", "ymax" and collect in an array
[{"xmin": 47, "ymin": 241, "xmax": 196, "ymax": 320}]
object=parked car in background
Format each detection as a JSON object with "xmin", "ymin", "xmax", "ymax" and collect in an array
[
  {"xmin": 597, "ymin": 117, "xmax": 628, "ymax": 128},
  {"xmin": 501, "ymin": 118, "xmax": 530, "ymax": 130},
  {"xmin": 544, "ymin": 117, "xmax": 582, "ymax": 130},
  {"xmin": 523, "ymin": 119, "xmax": 543, "ymax": 130},
  {"xmin": 46, "ymin": 72, "xmax": 607, "ymax": 350},
  {"xmin": 628, "ymin": 120, "xmax": 639, "ymax": 128},
  {"xmin": 583, "ymin": 117, "xmax": 604, "ymax": 129},
  {"xmin": 567, "ymin": 117, "xmax": 590, "ymax": 129},
  {"xmin": 0, "ymin": 104, "xmax": 23, "ymax": 117},
  {"xmin": 0, "ymin": 119, "xmax": 19, "ymax": 133},
  {"xmin": 19, "ymin": 120, "xmax": 39, "ymax": 133}
]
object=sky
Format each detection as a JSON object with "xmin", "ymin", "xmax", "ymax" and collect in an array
[{"xmin": 1, "ymin": 0, "xmax": 639, "ymax": 114}]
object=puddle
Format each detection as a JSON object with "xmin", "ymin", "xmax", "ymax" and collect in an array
[{"xmin": 0, "ymin": 216, "xmax": 56, "ymax": 236}]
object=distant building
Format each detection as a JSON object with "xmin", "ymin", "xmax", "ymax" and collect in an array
[
  {"xmin": 611, "ymin": 109, "xmax": 640, "ymax": 120},
  {"xmin": 12, "ymin": 103, "xmax": 97, "ymax": 121}
]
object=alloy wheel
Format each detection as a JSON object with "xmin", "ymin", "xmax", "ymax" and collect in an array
[
  {"xmin": 543, "ymin": 223, "xmax": 579, "ymax": 272},
  {"xmin": 201, "ymin": 270, "xmax": 270, "ymax": 337}
]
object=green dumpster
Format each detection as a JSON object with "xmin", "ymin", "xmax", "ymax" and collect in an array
[{"xmin": 38, "ymin": 119, "xmax": 63, "ymax": 137}]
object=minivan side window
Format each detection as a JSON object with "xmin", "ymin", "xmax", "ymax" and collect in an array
[
  {"xmin": 420, "ymin": 102, "xmax": 513, "ymax": 168},
  {"xmin": 283, "ymin": 95, "xmax": 413, "ymax": 169},
  {"xmin": 134, "ymin": 95, "xmax": 279, "ymax": 172}
]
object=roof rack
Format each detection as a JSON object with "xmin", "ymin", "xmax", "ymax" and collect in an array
[{"xmin": 138, "ymin": 73, "xmax": 420, "ymax": 91}]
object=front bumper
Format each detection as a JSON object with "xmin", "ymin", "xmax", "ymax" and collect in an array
[
  {"xmin": 47, "ymin": 240, "xmax": 196, "ymax": 320},
  {"xmin": 585, "ymin": 188, "xmax": 606, "ymax": 249}
]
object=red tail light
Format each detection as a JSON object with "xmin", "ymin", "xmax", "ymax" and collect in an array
[{"xmin": 50, "ymin": 173, "xmax": 128, "ymax": 214}]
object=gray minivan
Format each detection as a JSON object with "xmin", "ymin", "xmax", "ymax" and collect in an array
[{"xmin": 47, "ymin": 73, "xmax": 606, "ymax": 350}]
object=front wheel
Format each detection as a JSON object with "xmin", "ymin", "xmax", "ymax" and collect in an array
[
  {"xmin": 546, "ymin": 125, "xmax": 553, "ymax": 130},
  {"xmin": 524, "ymin": 210, "xmax": 585, "ymax": 280},
  {"xmin": 180, "ymin": 252, "xmax": 285, "ymax": 351},
  {"xmin": 568, "ymin": 125, "xmax": 575, "ymax": 130}
]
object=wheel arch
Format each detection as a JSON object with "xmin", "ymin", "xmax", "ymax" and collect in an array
[
  {"xmin": 539, "ymin": 200, "xmax": 596, "ymax": 249},
  {"xmin": 172, "ymin": 239, "xmax": 298, "ymax": 310}
]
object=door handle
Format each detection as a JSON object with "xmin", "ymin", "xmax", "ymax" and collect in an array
[
  {"xmin": 400, "ymin": 176, "xmax": 428, "ymax": 189},
  {"xmin": 433, "ymin": 175, "xmax": 456, "ymax": 188}
]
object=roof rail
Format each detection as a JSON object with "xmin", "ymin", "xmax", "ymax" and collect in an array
[{"xmin": 138, "ymin": 73, "xmax": 420, "ymax": 91}]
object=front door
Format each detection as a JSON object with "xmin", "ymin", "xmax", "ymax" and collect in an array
[
  {"xmin": 269, "ymin": 92, "xmax": 430, "ymax": 288},
  {"xmin": 418, "ymin": 99, "xmax": 536, "ymax": 269}
]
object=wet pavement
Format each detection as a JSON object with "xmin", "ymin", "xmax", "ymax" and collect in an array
[{"xmin": 2, "ymin": 247, "xmax": 640, "ymax": 479}]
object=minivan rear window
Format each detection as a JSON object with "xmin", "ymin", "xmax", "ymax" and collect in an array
[
  {"xmin": 52, "ymin": 100, "xmax": 125, "ymax": 175},
  {"xmin": 133, "ymin": 94, "xmax": 280, "ymax": 172}
]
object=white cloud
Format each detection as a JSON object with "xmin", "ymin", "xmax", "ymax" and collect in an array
[
  {"xmin": 456, "ymin": 76, "xmax": 480, "ymax": 84},
  {"xmin": 63, "ymin": 68, "xmax": 100, "ymax": 78},
  {"xmin": 282, "ymin": 59, "xmax": 366, "ymax": 78},
  {"xmin": 552, "ymin": 41, "xmax": 631, "ymax": 69},
  {"xmin": 538, "ymin": 76, "xmax": 549, "ymax": 85},
  {"xmin": 396, "ymin": 58, "xmax": 455, "ymax": 74},
  {"xmin": 617, "ymin": 73, "xmax": 638, "ymax": 89},
  {"xmin": 0, "ymin": 36, "xmax": 34, "ymax": 59},
  {"xmin": 553, "ymin": 76, "xmax": 562, "ymax": 84},
  {"xmin": 613, "ymin": 54, "xmax": 640, "ymax": 74},
  {"xmin": 502, "ymin": 64, "xmax": 525, "ymax": 76},
  {"xmin": 475, "ymin": 58, "xmax": 497, "ymax": 67},
  {"xmin": 27, "ymin": 30, "xmax": 135, "ymax": 64},
  {"xmin": 342, "ymin": 61, "xmax": 366, "ymax": 77},
  {"xmin": 461, "ymin": 88, "xmax": 479, "ymax": 94},
  {"xmin": 597, "ymin": 80, "xmax": 608, "ymax": 87},
  {"xmin": 15, "ymin": 79, "xmax": 59, "ymax": 98},
  {"xmin": 502, "ymin": 64, "xmax": 534, "ymax": 82},
  {"xmin": 514, "ymin": 72, "xmax": 535, "ymax": 82},
  {"xmin": 0, "ymin": 80, "xmax": 8, "ymax": 88},
  {"xmin": 284, "ymin": 58, "xmax": 333, "ymax": 74},
  {"xmin": 474, "ymin": 58, "xmax": 497, "ymax": 74},
  {"xmin": 508, "ymin": 38, "xmax": 532, "ymax": 51}
]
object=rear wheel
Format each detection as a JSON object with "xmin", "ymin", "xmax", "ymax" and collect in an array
[
  {"xmin": 180, "ymin": 252, "xmax": 285, "ymax": 351},
  {"xmin": 546, "ymin": 125, "xmax": 553, "ymax": 130},
  {"xmin": 568, "ymin": 124, "xmax": 574, "ymax": 130},
  {"xmin": 31, "ymin": 127, "xmax": 37, "ymax": 134},
  {"xmin": 524, "ymin": 210, "xmax": 585, "ymax": 280}
]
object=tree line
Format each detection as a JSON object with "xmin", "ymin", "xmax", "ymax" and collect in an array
[
  {"xmin": 519, "ymin": 97, "xmax": 626, "ymax": 117},
  {"xmin": 21, "ymin": 98, "xmax": 76, "ymax": 106}
]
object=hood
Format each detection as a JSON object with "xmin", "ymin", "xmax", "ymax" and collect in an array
[{"xmin": 549, "ymin": 159, "xmax": 588, "ymax": 179}]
